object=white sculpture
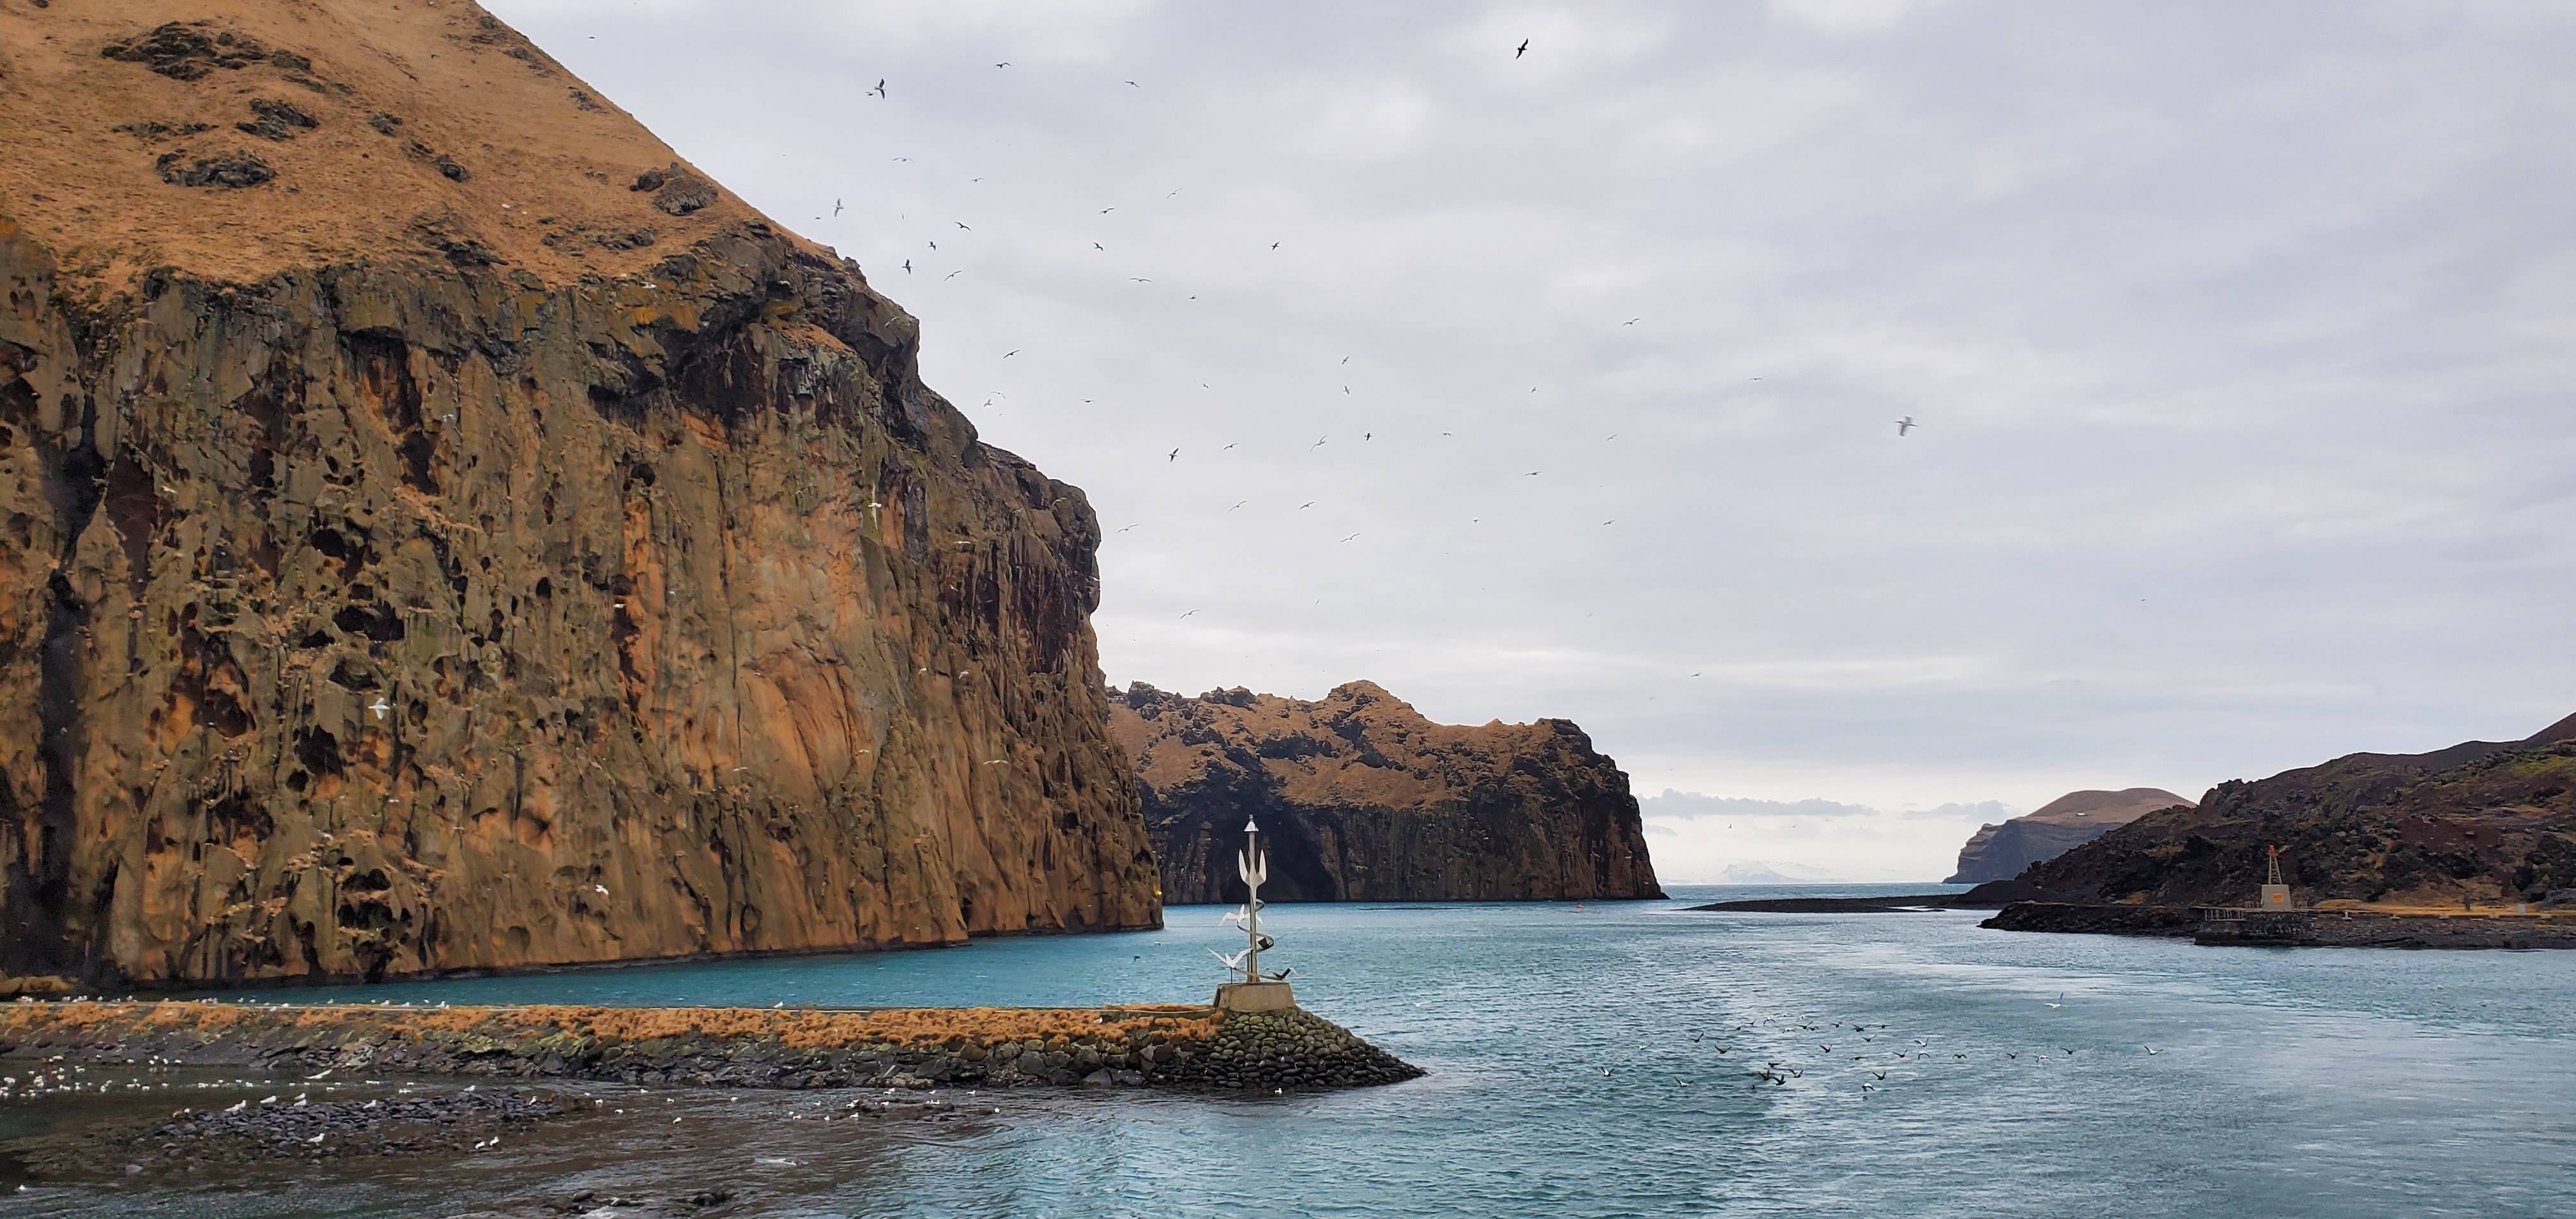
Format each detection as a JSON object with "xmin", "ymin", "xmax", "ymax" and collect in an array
[{"xmin": 1214, "ymin": 816, "xmax": 1287, "ymax": 984}]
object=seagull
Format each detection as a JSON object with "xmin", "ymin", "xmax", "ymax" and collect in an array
[
  {"xmin": 1298, "ymin": 502, "xmax": 1315, "ymax": 510},
  {"xmin": 1209, "ymin": 947, "xmax": 1250, "ymax": 970},
  {"xmin": 1271, "ymin": 241, "xmax": 1280, "ymax": 250},
  {"xmin": 1004, "ymin": 349, "xmax": 1019, "ymax": 358},
  {"xmin": 1125, "ymin": 80, "xmax": 1139, "ymax": 87},
  {"xmin": 367, "ymin": 696, "xmax": 390, "ymax": 720},
  {"xmin": 1515, "ymin": 38, "xmax": 1529, "ymax": 58},
  {"xmin": 946, "ymin": 270, "xmax": 963, "ymax": 280},
  {"xmin": 954, "ymin": 221, "xmax": 972, "ymax": 230},
  {"xmin": 832, "ymin": 199, "xmax": 844, "ymax": 216},
  {"xmin": 1896, "ymin": 416, "xmax": 1917, "ymax": 436},
  {"xmin": 1168, "ymin": 448, "xmax": 1179, "ymax": 462},
  {"xmin": 871, "ymin": 79, "xmax": 886, "ymax": 98},
  {"xmin": 982, "ymin": 758, "xmax": 1004, "ymax": 765},
  {"xmin": 2046, "ymin": 993, "xmax": 2062, "ymax": 1009},
  {"xmin": 2144, "ymin": 1046, "xmax": 2161, "ymax": 1055},
  {"xmin": 994, "ymin": 61, "xmax": 1010, "ymax": 68},
  {"xmin": 1130, "ymin": 277, "xmax": 1153, "ymax": 282},
  {"xmin": 902, "ymin": 259, "xmax": 911, "ymax": 273},
  {"xmin": 1623, "ymin": 318, "xmax": 1639, "ymax": 325},
  {"xmin": 592, "ymin": 884, "xmax": 608, "ymax": 896},
  {"xmin": 1311, "ymin": 437, "xmax": 1327, "ymax": 448},
  {"xmin": 1179, "ymin": 610, "xmax": 1199, "ymax": 619},
  {"xmin": 1229, "ymin": 501, "xmax": 1247, "ymax": 510},
  {"xmin": 1339, "ymin": 532, "xmax": 1361, "ymax": 543},
  {"xmin": 1094, "ymin": 243, "xmax": 1105, "ymax": 250}
]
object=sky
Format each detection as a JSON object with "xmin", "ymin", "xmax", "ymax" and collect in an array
[{"xmin": 489, "ymin": 0, "xmax": 2576, "ymax": 880}]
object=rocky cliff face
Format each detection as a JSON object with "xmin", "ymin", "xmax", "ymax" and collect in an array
[
  {"xmin": 1945, "ymin": 788, "xmax": 2191, "ymax": 884},
  {"xmin": 1110, "ymin": 682, "xmax": 1664, "ymax": 903},
  {"xmin": 0, "ymin": 1, "xmax": 1159, "ymax": 986},
  {"xmin": 2023, "ymin": 716, "xmax": 2576, "ymax": 907}
]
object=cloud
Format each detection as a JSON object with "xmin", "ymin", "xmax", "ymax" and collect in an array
[
  {"xmin": 1768, "ymin": 0, "xmax": 1955, "ymax": 38},
  {"xmin": 482, "ymin": 0, "xmax": 2576, "ymax": 829}
]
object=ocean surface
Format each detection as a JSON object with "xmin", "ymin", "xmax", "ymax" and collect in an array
[{"xmin": 8, "ymin": 884, "xmax": 2575, "ymax": 1218}]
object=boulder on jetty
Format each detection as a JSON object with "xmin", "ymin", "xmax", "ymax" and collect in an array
[{"xmin": 0, "ymin": 999, "xmax": 1423, "ymax": 1093}]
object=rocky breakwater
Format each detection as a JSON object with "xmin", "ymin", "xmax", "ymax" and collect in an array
[
  {"xmin": 0, "ymin": 999, "xmax": 1423, "ymax": 1092},
  {"xmin": 1112, "ymin": 681, "xmax": 1663, "ymax": 903},
  {"xmin": 0, "ymin": 1, "xmax": 1159, "ymax": 988}
]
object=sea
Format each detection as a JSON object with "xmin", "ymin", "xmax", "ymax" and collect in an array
[{"xmin": 6, "ymin": 884, "xmax": 2574, "ymax": 1218}]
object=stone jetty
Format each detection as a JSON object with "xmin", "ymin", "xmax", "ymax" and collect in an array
[{"xmin": 0, "ymin": 1000, "xmax": 1422, "ymax": 1092}]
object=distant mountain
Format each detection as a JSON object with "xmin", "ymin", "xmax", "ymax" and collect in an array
[
  {"xmin": 1945, "ymin": 789, "xmax": 2195, "ymax": 884},
  {"xmin": 2025, "ymin": 715, "xmax": 2576, "ymax": 907},
  {"xmin": 1112, "ymin": 682, "xmax": 1663, "ymax": 903},
  {"xmin": 1709, "ymin": 861, "xmax": 1848, "ymax": 884}
]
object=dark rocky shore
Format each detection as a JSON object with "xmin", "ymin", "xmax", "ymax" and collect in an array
[
  {"xmin": 0, "ymin": 1000, "xmax": 1422, "ymax": 1095},
  {"xmin": 1984, "ymin": 901, "xmax": 2576, "ymax": 948}
]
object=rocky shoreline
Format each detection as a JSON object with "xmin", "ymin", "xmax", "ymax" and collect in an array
[
  {"xmin": 0, "ymin": 1000, "xmax": 1422, "ymax": 1094},
  {"xmin": 1981, "ymin": 901, "xmax": 2576, "ymax": 948}
]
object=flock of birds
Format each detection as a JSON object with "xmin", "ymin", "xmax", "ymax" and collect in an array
[
  {"xmin": 1621, "ymin": 994, "xmax": 2163, "ymax": 1100},
  {"xmin": 803, "ymin": 38, "xmax": 1929, "ymax": 627}
]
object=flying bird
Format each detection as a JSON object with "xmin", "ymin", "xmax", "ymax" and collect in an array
[
  {"xmin": 367, "ymin": 696, "xmax": 390, "ymax": 721},
  {"xmin": 1515, "ymin": 38, "xmax": 1529, "ymax": 58},
  {"xmin": 871, "ymin": 79, "xmax": 886, "ymax": 98},
  {"xmin": 832, "ymin": 199, "xmax": 844, "ymax": 216},
  {"xmin": 1896, "ymin": 416, "xmax": 1917, "ymax": 436},
  {"xmin": 946, "ymin": 270, "xmax": 963, "ymax": 279},
  {"xmin": 1094, "ymin": 243, "xmax": 1105, "ymax": 250},
  {"xmin": 901, "ymin": 259, "xmax": 911, "ymax": 273},
  {"xmin": 1179, "ymin": 610, "xmax": 1199, "ymax": 619},
  {"xmin": 1004, "ymin": 349, "xmax": 1019, "ymax": 358},
  {"xmin": 954, "ymin": 221, "xmax": 972, "ymax": 230},
  {"xmin": 1168, "ymin": 448, "xmax": 1179, "ymax": 462},
  {"xmin": 1298, "ymin": 502, "xmax": 1316, "ymax": 510},
  {"xmin": 995, "ymin": 61, "xmax": 1010, "ymax": 68},
  {"xmin": 1229, "ymin": 500, "xmax": 1247, "ymax": 511}
]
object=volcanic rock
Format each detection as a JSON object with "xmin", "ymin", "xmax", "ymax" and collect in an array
[
  {"xmin": 0, "ymin": 1, "xmax": 1159, "ymax": 986},
  {"xmin": 2021, "ymin": 714, "xmax": 2576, "ymax": 907},
  {"xmin": 1944, "ymin": 788, "xmax": 2192, "ymax": 884},
  {"xmin": 1111, "ymin": 681, "xmax": 1663, "ymax": 902}
]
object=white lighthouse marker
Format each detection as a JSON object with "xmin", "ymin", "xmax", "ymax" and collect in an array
[{"xmin": 1213, "ymin": 816, "xmax": 1296, "ymax": 1012}]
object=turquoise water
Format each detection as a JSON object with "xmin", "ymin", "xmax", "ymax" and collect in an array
[{"xmin": 10, "ymin": 885, "xmax": 2576, "ymax": 1217}]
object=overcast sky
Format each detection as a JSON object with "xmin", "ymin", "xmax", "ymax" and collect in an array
[{"xmin": 492, "ymin": 0, "xmax": 2576, "ymax": 880}]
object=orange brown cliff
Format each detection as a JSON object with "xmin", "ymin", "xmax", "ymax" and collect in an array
[
  {"xmin": 1109, "ymin": 682, "xmax": 1664, "ymax": 903},
  {"xmin": 0, "ymin": 1, "xmax": 1160, "ymax": 986}
]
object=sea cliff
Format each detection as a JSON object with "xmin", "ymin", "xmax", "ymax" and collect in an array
[
  {"xmin": 1945, "ymin": 788, "xmax": 2192, "ymax": 884},
  {"xmin": 1110, "ymin": 681, "xmax": 1663, "ymax": 903},
  {"xmin": 0, "ymin": 1, "xmax": 1160, "ymax": 987},
  {"xmin": 2020, "ymin": 715, "xmax": 2576, "ymax": 909}
]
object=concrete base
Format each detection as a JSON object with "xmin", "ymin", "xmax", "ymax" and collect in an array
[{"xmin": 1214, "ymin": 981, "xmax": 1296, "ymax": 1013}]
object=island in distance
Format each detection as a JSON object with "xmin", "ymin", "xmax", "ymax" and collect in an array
[
  {"xmin": 1945, "ymin": 788, "xmax": 2196, "ymax": 884},
  {"xmin": 1111, "ymin": 681, "xmax": 1664, "ymax": 903}
]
